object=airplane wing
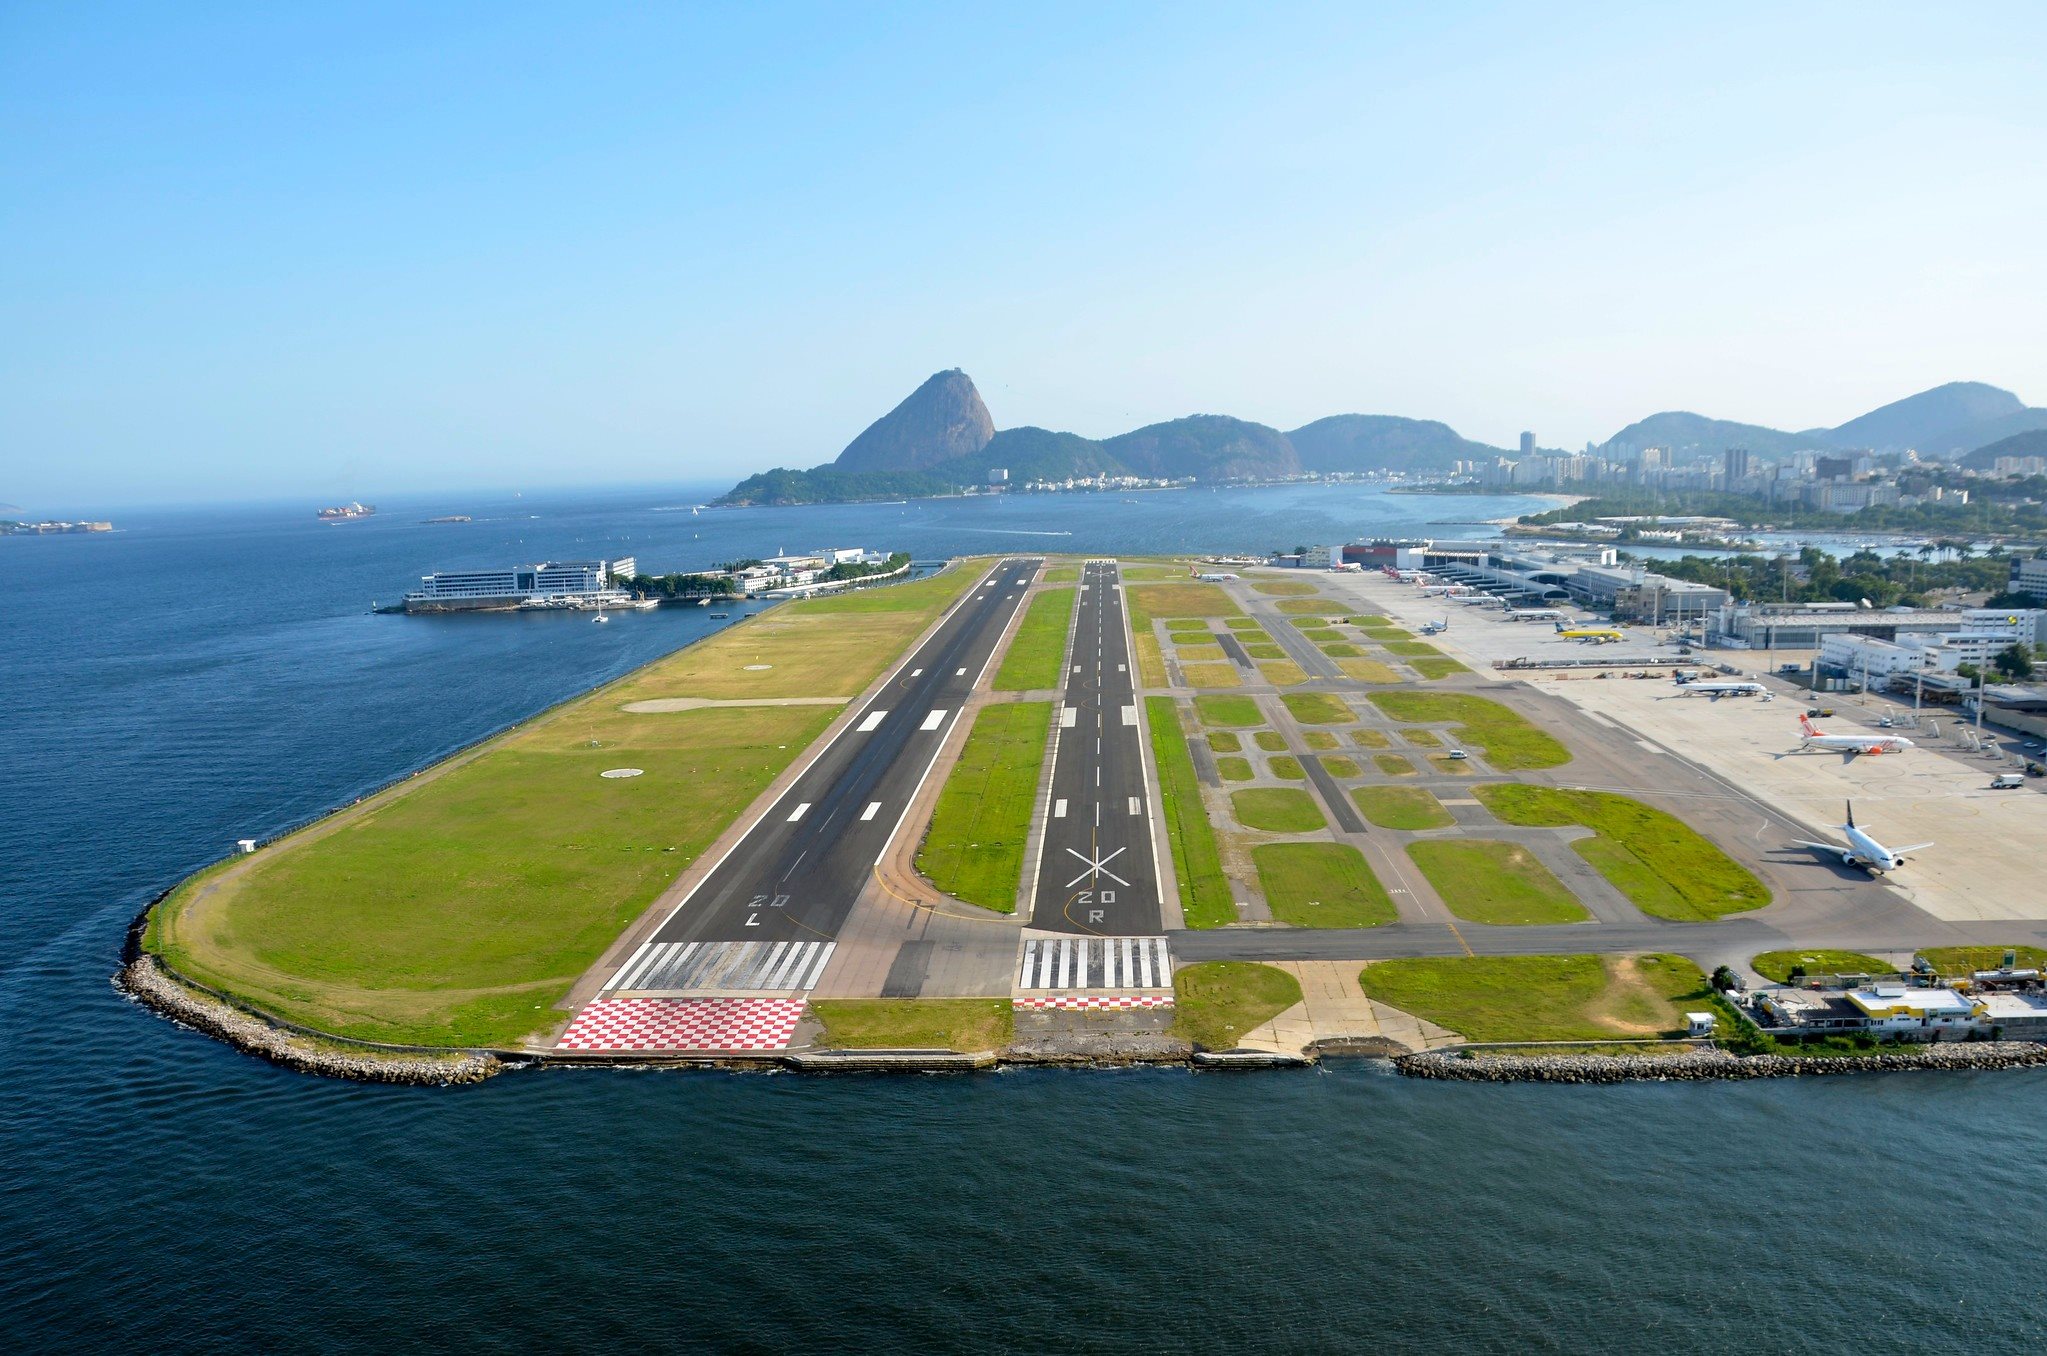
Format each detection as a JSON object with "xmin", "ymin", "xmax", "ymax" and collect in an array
[
  {"xmin": 1891, "ymin": 842, "xmax": 1933, "ymax": 854},
  {"xmin": 1791, "ymin": 840, "xmax": 1850, "ymax": 856}
]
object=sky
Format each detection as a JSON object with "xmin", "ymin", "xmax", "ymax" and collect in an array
[{"xmin": 4, "ymin": 1, "xmax": 2046, "ymax": 508}]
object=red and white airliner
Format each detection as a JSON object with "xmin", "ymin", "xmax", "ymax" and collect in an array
[{"xmin": 1797, "ymin": 713, "xmax": 1914, "ymax": 757}]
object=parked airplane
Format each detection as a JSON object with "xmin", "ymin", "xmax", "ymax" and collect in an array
[
  {"xmin": 1557, "ymin": 626, "xmax": 1624, "ymax": 643},
  {"xmin": 1796, "ymin": 713, "xmax": 1914, "ymax": 756},
  {"xmin": 1792, "ymin": 801, "xmax": 1930, "ymax": 873},
  {"xmin": 1419, "ymin": 619, "xmax": 1449, "ymax": 634},
  {"xmin": 1674, "ymin": 674, "xmax": 1766, "ymax": 698}
]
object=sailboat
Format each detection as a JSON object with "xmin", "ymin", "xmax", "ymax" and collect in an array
[{"xmin": 593, "ymin": 601, "xmax": 610, "ymax": 624}]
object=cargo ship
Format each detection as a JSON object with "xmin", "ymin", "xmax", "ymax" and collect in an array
[{"xmin": 318, "ymin": 502, "xmax": 376, "ymax": 520}]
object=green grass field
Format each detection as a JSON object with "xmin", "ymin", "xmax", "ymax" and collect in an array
[
  {"xmin": 1319, "ymin": 643, "xmax": 1363, "ymax": 657},
  {"xmin": 809, "ymin": 999, "xmax": 1013, "ymax": 1052},
  {"xmin": 1216, "ymin": 756, "xmax": 1254, "ymax": 781},
  {"xmin": 1282, "ymin": 692, "xmax": 1352, "ymax": 725},
  {"xmin": 1225, "ymin": 617, "xmax": 1264, "ymax": 631},
  {"xmin": 1400, "ymin": 728, "xmax": 1441, "ymax": 747},
  {"xmin": 1253, "ymin": 731, "xmax": 1287, "ymax": 752},
  {"xmin": 147, "ymin": 564, "xmax": 986, "ymax": 1048},
  {"xmin": 1367, "ymin": 692, "xmax": 1570, "ymax": 770},
  {"xmin": 1359, "ymin": 954, "xmax": 1712, "ymax": 1042},
  {"xmin": 917, "ymin": 701, "xmax": 1054, "ymax": 912},
  {"xmin": 1351, "ymin": 615, "xmax": 1390, "ymax": 626},
  {"xmin": 1231, "ymin": 788, "xmax": 1325, "ymax": 833},
  {"xmin": 1126, "ymin": 582, "xmax": 1242, "ymax": 625},
  {"xmin": 1043, "ymin": 563, "xmax": 1082, "ymax": 583},
  {"xmin": 1411, "ymin": 657, "xmax": 1471, "ymax": 680},
  {"xmin": 1296, "ymin": 627, "xmax": 1342, "ymax": 642},
  {"xmin": 1254, "ymin": 843, "xmax": 1396, "ymax": 927},
  {"xmin": 1351, "ymin": 786, "xmax": 1453, "ymax": 829},
  {"xmin": 1257, "ymin": 660, "xmax": 1310, "ymax": 685},
  {"xmin": 1245, "ymin": 643, "xmax": 1286, "ymax": 659},
  {"xmin": 1147, "ymin": 698, "xmax": 1234, "ymax": 928},
  {"xmin": 1177, "ymin": 643, "xmax": 1227, "ymax": 662},
  {"xmin": 1302, "ymin": 730, "xmax": 1338, "ymax": 751},
  {"xmin": 1373, "ymin": 753, "xmax": 1416, "ymax": 776},
  {"xmin": 1181, "ymin": 662, "xmax": 1241, "ymax": 688},
  {"xmin": 1337, "ymin": 659, "xmax": 1402, "ymax": 683},
  {"xmin": 1174, "ymin": 962, "xmax": 1304, "ymax": 1050},
  {"xmin": 1472, "ymin": 784, "xmax": 1769, "ymax": 921},
  {"xmin": 1751, "ymin": 950, "xmax": 1897, "ymax": 983},
  {"xmin": 1269, "ymin": 755, "xmax": 1306, "ymax": 780},
  {"xmin": 1206, "ymin": 731, "xmax": 1242, "ymax": 753},
  {"xmin": 1194, "ymin": 694, "xmax": 1262, "ymax": 727},
  {"xmin": 1252, "ymin": 581, "xmax": 1321, "ymax": 596},
  {"xmin": 992, "ymin": 587, "xmax": 1075, "ymax": 691},
  {"xmin": 1351, "ymin": 728, "xmax": 1390, "ymax": 748},
  {"xmin": 1320, "ymin": 755, "xmax": 1360, "ymax": 777},
  {"xmin": 1406, "ymin": 840, "xmax": 1589, "ymax": 925},
  {"xmin": 1276, "ymin": 597, "xmax": 1338, "ymax": 614},
  {"xmin": 1363, "ymin": 627, "xmax": 1414, "ymax": 641}
]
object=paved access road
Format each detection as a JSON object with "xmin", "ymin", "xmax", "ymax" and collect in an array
[
  {"xmin": 1027, "ymin": 561, "xmax": 1163, "ymax": 936},
  {"xmin": 629, "ymin": 559, "xmax": 1041, "ymax": 969}
]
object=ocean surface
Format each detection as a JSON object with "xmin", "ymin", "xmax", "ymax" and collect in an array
[{"xmin": 5, "ymin": 483, "xmax": 2045, "ymax": 1351}]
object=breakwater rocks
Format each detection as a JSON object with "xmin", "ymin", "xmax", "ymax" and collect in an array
[
  {"xmin": 117, "ymin": 957, "xmax": 504, "ymax": 1086},
  {"xmin": 1396, "ymin": 1042, "xmax": 2047, "ymax": 1084}
]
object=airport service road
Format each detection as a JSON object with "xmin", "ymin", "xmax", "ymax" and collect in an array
[
  {"xmin": 607, "ymin": 559, "xmax": 1040, "ymax": 994},
  {"xmin": 1026, "ymin": 560, "xmax": 1164, "ymax": 936}
]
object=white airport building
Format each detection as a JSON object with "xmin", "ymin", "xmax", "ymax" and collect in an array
[{"xmin": 405, "ymin": 558, "xmax": 635, "ymax": 612}]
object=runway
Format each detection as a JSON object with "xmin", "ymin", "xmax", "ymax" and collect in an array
[
  {"xmin": 1026, "ymin": 560, "xmax": 1164, "ymax": 936},
  {"xmin": 607, "ymin": 558, "xmax": 1041, "ymax": 991}
]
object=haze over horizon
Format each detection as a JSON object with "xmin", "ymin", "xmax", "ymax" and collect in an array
[{"xmin": 5, "ymin": 2, "xmax": 2045, "ymax": 508}]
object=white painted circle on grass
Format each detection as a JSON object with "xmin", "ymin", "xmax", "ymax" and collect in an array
[
  {"xmin": 743, "ymin": 664, "xmax": 772, "ymax": 671},
  {"xmin": 601, "ymin": 768, "xmax": 644, "ymax": 779}
]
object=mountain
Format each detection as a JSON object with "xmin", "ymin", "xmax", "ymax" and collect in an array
[
  {"xmin": 832, "ymin": 368, "xmax": 994, "ymax": 473},
  {"xmin": 1289, "ymin": 415, "xmax": 1505, "ymax": 473},
  {"xmin": 1961, "ymin": 429, "xmax": 2047, "ymax": 470},
  {"xmin": 1598, "ymin": 411, "xmax": 1818, "ymax": 460},
  {"xmin": 1824, "ymin": 381, "xmax": 2027, "ymax": 453},
  {"xmin": 1101, "ymin": 415, "xmax": 1298, "ymax": 480}
]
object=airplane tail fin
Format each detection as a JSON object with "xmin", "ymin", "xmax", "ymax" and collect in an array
[
  {"xmin": 1845, "ymin": 799, "xmax": 1855, "ymax": 829},
  {"xmin": 1799, "ymin": 713, "xmax": 1817, "ymax": 736}
]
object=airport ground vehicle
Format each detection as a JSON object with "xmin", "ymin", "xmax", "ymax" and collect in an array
[
  {"xmin": 1991, "ymin": 773, "xmax": 2025, "ymax": 790},
  {"xmin": 1807, "ymin": 707, "xmax": 1836, "ymax": 718}
]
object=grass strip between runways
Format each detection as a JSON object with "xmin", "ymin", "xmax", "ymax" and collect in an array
[
  {"xmin": 1367, "ymin": 691, "xmax": 1569, "ymax": 770},
  {"xmin": 1405, "ymin": 839, "xmax": 1589, "ymax": 925},
  {"xmin": 1254, "ymin": 843, "xmax": 1396, "ymax": 927},
  {"xmin": 918, "ymin": 701, "xmax": 1055, "ymax": 912},
  {"xmin": 1472, "ymin": 784, "xmax": 1769, "ymax": 921},
  {"xmin": 1146, "ymin": 697, "xmax": 1234, "ymax": 928},
  {"xmin": 992, "ymin": 587, "xmax": 1075, "ymax": 691}
]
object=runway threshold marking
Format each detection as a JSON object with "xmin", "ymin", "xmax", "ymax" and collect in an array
[
  {"xmin": 920, "ymin": 709, "xmax": 948, "ymax": 731},
  {"xmin": 857, "ymin": 710, "xmax": 887, "ymax": 732}
]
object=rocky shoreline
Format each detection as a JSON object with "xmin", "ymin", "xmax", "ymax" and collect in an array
[
  {"xmin": 117, "ymin": 955, "xmax": 504, "ymax": 1086},
  {"xmin": 1395, "ymin": 1042, "xmax": 2047, "ymax": 1083}
]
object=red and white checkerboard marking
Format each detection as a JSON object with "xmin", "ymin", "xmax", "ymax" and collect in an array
[
  {"xmin": 1015, "ymin": 994, "xmax": 1173, "ymax": 1011},
  {"xmin": 555, "ymin": 997, "xmax": 805, "ymax": 1052}
]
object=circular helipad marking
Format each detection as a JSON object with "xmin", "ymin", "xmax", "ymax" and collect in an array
[
  {"xmin": 743, "ymin": 664, "xmax": 772, "ymax": 671},
  {"xmin": 600, "ymin": 768, "xmax": 644, "ymax": 779}
]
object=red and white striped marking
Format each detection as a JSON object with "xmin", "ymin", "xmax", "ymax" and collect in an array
[
  {"xmin": 1015, "ymin": 994, "xmax": 1174, "ymax": 1011},
  {"xmin": 555, "ymin": 997, "xmax": 805, "ymax": 1052}
]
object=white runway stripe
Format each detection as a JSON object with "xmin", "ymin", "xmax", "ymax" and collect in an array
[
  {"xmin": 1015, "ymin": 936, "xmax": 1173, "ymax": 991},
  {"xmin": 857, "ymin": 710, "xmax": 887, "ymax": 732},
  {"xmin": 609, "ymin": 940, "xmax": 837, "ymax": 993},
  {"xmin": 861, "ymin": 801, "xmax": 881, "ymax": 821},
  {"xmin": 920, "ymin": 709, "xmax": 948, "ymax": 731}
]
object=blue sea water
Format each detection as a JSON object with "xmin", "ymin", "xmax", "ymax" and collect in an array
[{"xmin": 4, "ymin": 484, "xmax": 2045, "ymax": 1351}]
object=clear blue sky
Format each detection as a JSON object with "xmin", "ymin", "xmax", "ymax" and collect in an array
[{"xmin": 5, "ymin": 1, "xmax": 2045, "ymax": 508}]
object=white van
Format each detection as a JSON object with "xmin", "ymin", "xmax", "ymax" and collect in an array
[{"xmin": 1990, "ymin": 773, "xmax": 2025, "ymax": 790}]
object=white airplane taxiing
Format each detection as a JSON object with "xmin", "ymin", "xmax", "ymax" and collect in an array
[
  {"xmin": 1674, "ymin": 674, "xmax": 1766, "ymax": 699},
  {"xmin": 1792, "ymin": 801, "xmax": 1930, "ymax": 873},
  {"xmin": 1797, "ymin": 713, "xmax": 1913, "ymax": 756}
]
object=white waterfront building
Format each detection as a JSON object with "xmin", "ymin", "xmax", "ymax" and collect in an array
[{"xmin": 405, "ymin": 558, "xmax": 635, "ymax": 611}]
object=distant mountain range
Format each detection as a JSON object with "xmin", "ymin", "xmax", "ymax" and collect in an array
[{"xmin": 715, "ymin": 372, "xmax": 2047, "ymax": 505}]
